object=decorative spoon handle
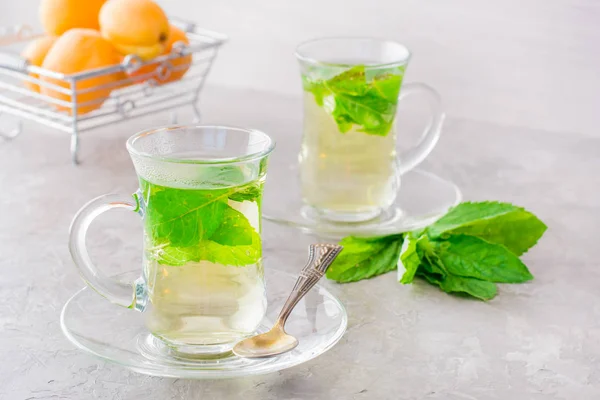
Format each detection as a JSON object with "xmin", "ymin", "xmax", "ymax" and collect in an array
[{"xmin": 275, "ymin": 244, "xmax": 343, "ymax": 328}]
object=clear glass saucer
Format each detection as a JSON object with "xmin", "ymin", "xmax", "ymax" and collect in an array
[
  {"xmin": 60, "ymin": 267, "xmax": 347, "ymax": 379},
  {"xmin": 263, "ymin": 167, "xmax": 461, "ymax": 238}
]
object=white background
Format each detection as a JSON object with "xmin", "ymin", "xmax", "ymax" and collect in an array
[{"xmin": 1, "ymin": 0, "xmax": 599, "ymax": 136}]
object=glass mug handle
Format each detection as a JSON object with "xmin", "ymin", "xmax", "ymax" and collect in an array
[
  {"xmin": 69, "ymin": 193, "xmax": 147, "ymax": 311},
  {"xmin": 395, "ymin": 83, "xmax": 445, "ymax": 174}
]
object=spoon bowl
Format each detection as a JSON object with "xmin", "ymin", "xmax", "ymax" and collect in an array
[{"xmin": 233, "ymin": 325, "xmax": 299, "ymax": 358}]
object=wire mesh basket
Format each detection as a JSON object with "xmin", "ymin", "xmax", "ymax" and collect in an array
[{"xmin": 0, "ymin": 21, "xmax": 226, "ymax": 163}]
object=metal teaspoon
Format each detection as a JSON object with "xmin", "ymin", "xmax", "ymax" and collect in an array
[{"xmin": 232, "ymin": 243, "xmax": 343, "ymax": 358}]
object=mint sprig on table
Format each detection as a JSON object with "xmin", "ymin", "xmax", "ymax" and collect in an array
[
  {"xmin": 303, "ymin": 65, "xmax": 404, "ymax": 136},
  {"xmin": 326, "ymin": 202, "xmax": 547, "ymax": 300}
]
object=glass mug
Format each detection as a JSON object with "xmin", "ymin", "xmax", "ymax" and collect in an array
[
  {"xmin": 296, "ymin": 38, "xmax": 444, "ymax": 222},
  {"xmin": 69, "ymin": 125, "xmax": 275, "ymax": 356}
]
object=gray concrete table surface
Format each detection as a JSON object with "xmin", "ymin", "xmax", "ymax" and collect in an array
[{"xmin": 0, "ymin": 85, "xmax": 599, "ymax": 400}]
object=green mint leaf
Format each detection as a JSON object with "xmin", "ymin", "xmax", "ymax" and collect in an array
[
  {"xmin": 151, "ymin": 235, "xmax": 262, "ymax": 267},
  {"xmin": 423, "ymin": 273, "xmax": 498, "ymax": 301},
  {"xmin": 420, "ymin": 260, "xmax": 446, "ymax": 279},
  {"xmin": 417, "ymin": 267, "xmax": 498, "ymax": 301},
  {"xmin": 326, "ymin": 235, "xmax": 403, "ymax": 283},
  {"xmin": 411, "ymin": 234, "xmax": 449, "ymax": 278},
  {"xmin": 426, "ymin": 201, "xmax": 547, "ymax": 255},
  {"xmin": 371, "ymin": 73, "xmax": 403, "ymax": 102},
  {"xmin": 145, "ymin": 186, "xmax": 228, "ymax": 248},
  {"xmin": 210, "ymin": 206, "xmax": 255, "ymax": 246},
  {"xmin": 199, "ymin": 235, "xmax": 262, "ymax": 266},
  {"xmin": 326, "ymin": 66, "xmax": 370, "ymax": 96},
  {"xmin": 417, "ymin": 270, "xmax": 442, "ymax": 286},
  {"xmin": 398, "ymin": 233, "xmax": 421, "ymax": 284},
  {"xmin": 303, "ymin": 65, "xmax": 403, "ymax": 136},
  {"xmin": 333, "ymin": 92, "xmax": 395, "ymax": 136},
  {"xmin": 141, "ymin": 178, "xmax": 262, "ymax": 267},
  {"xmin": 332, "ymin": 106, "xmax": 355, "ymax": 133},
  {"xmin": 228, "ymin": 181, "xmax": 263, "ymax": 202},
  {"xmin": 432, "ymin": 234, "xmax": 533, "ymax": 283}
]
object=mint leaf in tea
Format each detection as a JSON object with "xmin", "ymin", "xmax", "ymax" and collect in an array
[
  {"xmin": 140, "ymin": 178, "xmax": 262, "ymax": 266},
  {"xmin": 302, "ymin": 65, "xmax": 404, "ymax": 136}
]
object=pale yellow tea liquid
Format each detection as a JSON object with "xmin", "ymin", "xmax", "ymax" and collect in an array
[
  {"xmin": 299, "ymin": 94, "xmax": 399, "ymax": 221},
  {"xmin": 144, "ymin": 257, "xmax": 266, "ymax": 346}
]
